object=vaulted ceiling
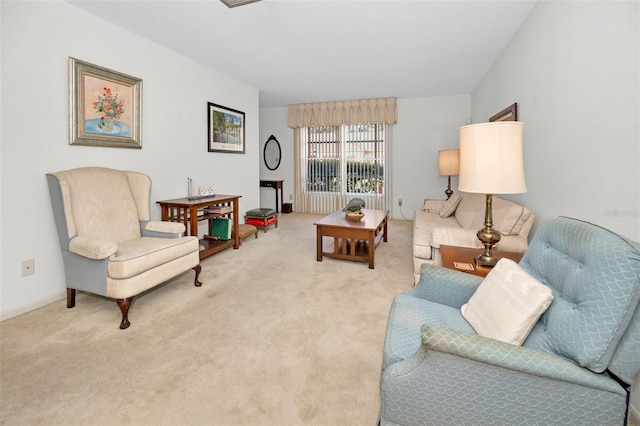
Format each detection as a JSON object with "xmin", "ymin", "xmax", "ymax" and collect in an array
[{"xmin": 68, "ymin": 0, "xmax": 537, "ymax": 108}]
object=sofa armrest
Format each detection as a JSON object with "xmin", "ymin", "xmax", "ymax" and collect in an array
[
  {"xmin": 380, "ymin": 325, "xmax": 627, "ymax": 424},
  {"xmin": 141, "ymin": 220, "xmax": 186, "ymax": 238},
  {"xmin": 423, "ymin": 198, "xmax": 447, "ymax": 214},
  {"xmin": 431, "ymin": 227, "xmax": 482, "ymax": 248},
  {"xmin": 421, "ymin": 325, "xmax": 624, "ymax": 393},
  {"xmin": 68, "ymin": 236, "xmax": 118, "ymax": 260},
  {"xmin": 409, "ymin": 264, "xmax": 482, "ymax": 308},
  {"xmin": 432, "ymin": 228, "xmax": 529, "ymax": 253}
]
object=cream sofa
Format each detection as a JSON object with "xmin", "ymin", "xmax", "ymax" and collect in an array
[{"xmin": 412, "ymin": 192, "xmax": 534, "ymax": 283}]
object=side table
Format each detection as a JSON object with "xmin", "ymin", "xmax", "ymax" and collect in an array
[
  {"xmin": 440, "ymin": 245, "xmax": 524, "ymax": 278},
  {"xmin": 259, "ymin": 179, "xmax": 284, "ymax": 213},
  {"xmin": 157, "ymin": 194, "xmax": 241, "ymax": 260}
]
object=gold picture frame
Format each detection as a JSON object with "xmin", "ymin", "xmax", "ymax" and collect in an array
[
  {"xmin": 69, "ymin": 57, "xmax": 142, "ymax": 148},
  {"xmin": 489, "ymin": 102, "xmax": 518, "ymax": 122}
]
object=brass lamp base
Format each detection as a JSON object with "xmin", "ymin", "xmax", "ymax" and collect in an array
[
  {"xmin": 475, "ymin": 194, "xmax": 501, "ymax": 267},
  {"xmin": 475, "ymin": 245, "xmax": 500, "ymax": 267},
  {"xmin": 444, "ymin": 175, "xmax": 453, "ymax": 200}
]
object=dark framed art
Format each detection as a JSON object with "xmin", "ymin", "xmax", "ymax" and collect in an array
[
  {"xmin": 69, "ymin": 57, "xmax": 142, "ymax": 148},
  {"xmin": 489, "ymin": 102, "xmax": 518, "ymax": 122},
  {"xmin": 207, "ymin": 102, "xmax": 245, "ymax": 153}
]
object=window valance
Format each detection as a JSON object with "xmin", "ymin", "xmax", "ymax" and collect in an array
[{"xmin": 288, "ymin": 97, "xmax": 397, "ymax": 128}]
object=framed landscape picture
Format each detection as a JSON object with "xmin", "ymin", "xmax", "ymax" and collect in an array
[
  {"xmin": 69, "ymin": 57, "xmax": 142, "ymax": 148},
  {"xmin": 207, "ymin": 102, "xmax": 245, "ymax": 154},
  {"xmin": 489, "ymin": 102, "xmax": 518, "ymax": 122}
]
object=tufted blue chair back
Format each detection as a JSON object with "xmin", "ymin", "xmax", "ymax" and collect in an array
[{"xmin": 520, "ymin": 217, "xmax": 640, "ymax": 385}]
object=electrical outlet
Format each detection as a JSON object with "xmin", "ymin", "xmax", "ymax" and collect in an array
[
  {"xmin": 289, "ymin": 194, "xmax": 292, "ymax": 200},
  {"xmin": 398, "ymin": 198, "xmax": 403, "ymax": 207},
  {"xmin": 21, "ymin": 259, "xmax": 35, "ymax": 276}
]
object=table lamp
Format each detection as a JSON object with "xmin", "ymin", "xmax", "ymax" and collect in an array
[
  {"xmin": 458, "ymin": 121, "xmax": 527, "ymax": 267},
  {"xmin": 438, "ymin": 149, "xmax": 460, "ymax": 200}
]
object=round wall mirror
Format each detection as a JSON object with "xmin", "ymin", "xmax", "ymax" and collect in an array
[{"xmin": 264, "ymin": 135, "xmax": 281, "ymax": 171}]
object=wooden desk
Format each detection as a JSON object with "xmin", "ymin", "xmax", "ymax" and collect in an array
[
  {"xmin": 440, "ymin": 245, "xmax": 524, "ymax": 278},
  {"xmin": 314, "ymin": 209, "xmax": 388, "ymax": 269},
  {"xmin": 260, "ymin": 179, "xmax": 283, "ymax": 212},
  {"xmin": 157, "ymin": 195, "xmax": 241, "ymax": 260}
]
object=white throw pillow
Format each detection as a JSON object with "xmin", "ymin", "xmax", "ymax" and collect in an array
[
  {"xmin": 461, "ymin": 258, "xmax": 554, "ymax": 345},
  {"xmin": 439, "ymin": 194, "xmax": 461, "ymax": 218}
]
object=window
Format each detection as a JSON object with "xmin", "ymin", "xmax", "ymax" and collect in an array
[
  {"xmin": 289, "ymin": 97, "xmax": 396, "ymax": 214},
  {"xmin": 303, "ymin": 124, "xmax": 386, "ymax": 196}
]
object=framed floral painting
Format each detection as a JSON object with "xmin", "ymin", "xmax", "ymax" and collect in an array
[
  {"xmin": 207, "ymin": 102, "xmax": 245, "ymax": 154},
  {"xmin": 69, "ymin": 57, "xmax": 142, "ymax": 148}
]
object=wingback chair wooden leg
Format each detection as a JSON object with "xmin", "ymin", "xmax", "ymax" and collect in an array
[
  {"xmin": 66, "ymin": 288, "xmax": 76, "ymax": 309},
  {"xmin": 116, "ymin": 297, "xmax": 134, "ymax": 330},
  {"xmin": 193, "ymin": 264, "xmax": 202, "ymax": 287}
]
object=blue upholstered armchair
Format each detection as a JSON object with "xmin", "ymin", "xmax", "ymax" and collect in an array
[{"xmin": 380, "ymin": 217, "xmax": 640, "ymax": 425}]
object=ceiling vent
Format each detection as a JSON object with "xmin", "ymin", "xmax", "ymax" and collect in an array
[{"xmin": 220, "ymin": 0, "xmax": 261, "ymax": 8}]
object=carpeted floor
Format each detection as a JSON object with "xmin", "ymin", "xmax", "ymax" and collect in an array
[{"xmin": 0, "ymin": 212, "xmax": 414, "ymax": 425}]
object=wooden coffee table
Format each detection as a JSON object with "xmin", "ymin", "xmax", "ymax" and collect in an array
[
  {"xmin": 440, "ymin": 245, "xmax": 524, "ymax": 277},
  {"xmin": 314, "ymin": 209, "xmax": 389, "ymax": 269}
]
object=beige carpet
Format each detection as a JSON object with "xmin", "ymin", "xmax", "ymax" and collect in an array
[{"xmin": 0, "ymin": 213, "xmax": 414, "ymax": 425}]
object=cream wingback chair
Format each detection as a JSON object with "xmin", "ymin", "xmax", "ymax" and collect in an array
[{"xmin": 47, "ymin": 167, "xmax": 202, "ymax": 329}]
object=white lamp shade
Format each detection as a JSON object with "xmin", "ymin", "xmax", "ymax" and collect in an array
[
  {"xmin": 438, "ymin": 149, "xmax": 460, "ymax": 176},
  {"xmin": 458, "ymin": 121, "xmax": 527, "ymax": 194}
]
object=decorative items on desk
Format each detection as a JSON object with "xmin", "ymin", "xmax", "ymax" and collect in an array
[
  {"xmin": 198, "ymin": 186, "xmax": 215, "ymax": 196},
  {"xmin": 186, "ymin": 177, "xmax": 215, "ymax": 200}
]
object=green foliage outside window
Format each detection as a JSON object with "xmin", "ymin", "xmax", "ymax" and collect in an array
[{"xmin": 307, "ymin": 159, "xmax": 384, "ymax": 194}]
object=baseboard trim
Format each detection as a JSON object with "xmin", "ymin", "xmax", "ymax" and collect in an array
[{"xmin": 0, "ymin": 291, "xmax": 66, "ymax": 322}]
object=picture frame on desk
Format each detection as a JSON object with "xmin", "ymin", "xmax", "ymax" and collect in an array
[{"xmin": 207, "ymin": 102, "xmax": 245, "ymax": 154}]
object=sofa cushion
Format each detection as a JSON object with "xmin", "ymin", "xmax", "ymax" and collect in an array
[
  {"xmin": 455, "ymin": 193, "xmax": 532, "ymax": 236},
  {"xmin": 492, "ymin": 197, "xmax": 533, "ymax": 235},
  {"xmin": 108, "ymin": 236, "xmax": 199, "ymax": 279},
  {"xmin": 246, "ymin": 208, "xmax": 277, "ymax": 218},
  {"xmin": 461, "ymin": 259, "xmax": 554, "ymax": 345},
  {"xmin": 454, "ymin": 193, "xmax": 486, "ymax": 230},
  {"xmin": 439, "ymin": 194, "xmax": 461, "ymax": 218}
]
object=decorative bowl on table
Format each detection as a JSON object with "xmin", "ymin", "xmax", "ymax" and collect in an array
[{"xmin": 345, "ymin": 210, "xmax": 365, "ymax": 221}]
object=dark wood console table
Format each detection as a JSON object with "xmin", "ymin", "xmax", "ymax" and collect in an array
[
  {"xmin": 157, "ymin": 194, "xmax": 241, "ymax": 260},
  {"xmin": 260, "ymin": 179, "xmax": 284, "ymax": 213}
]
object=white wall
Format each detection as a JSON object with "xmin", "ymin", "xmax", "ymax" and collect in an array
[
  {"xmin": 258, "ymin": 107, "xmax": 293, "ymax": 210},
  {"xmin": 472, "ymin": 0, "xmax": 639, "ymax": 241},
  {"xmin": 392, "ymin": 96, "xmax": 470, "ymax": 218},
  {"xmin": 259, "ymin": 96, "xmax": 471, "ymax": 219},
  {"xmin": 1, "ymin": 1, "xmax": 260, "ymax": 320}
]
